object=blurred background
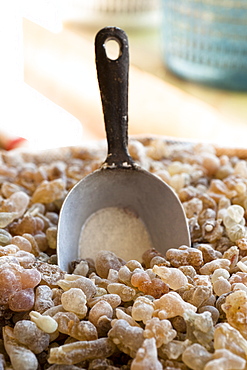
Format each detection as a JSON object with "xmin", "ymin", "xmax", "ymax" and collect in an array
[{"xmin": 1, "ymin": 0, "xmax": 247, "ymax": 150}]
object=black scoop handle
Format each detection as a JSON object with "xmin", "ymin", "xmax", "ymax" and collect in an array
[{"xmin": 95, "ymin": 27, "xmax": 134, "ymax": 168}]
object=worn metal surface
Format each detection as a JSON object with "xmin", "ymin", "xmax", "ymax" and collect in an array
[{"xmin": 57, "ymin": 27, "xmax": 190, "ymax": 272}]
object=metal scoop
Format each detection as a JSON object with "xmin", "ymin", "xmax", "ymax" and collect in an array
[{"xmin": 57, "ymin": 27, "xmax": 190, "ymax": 272}]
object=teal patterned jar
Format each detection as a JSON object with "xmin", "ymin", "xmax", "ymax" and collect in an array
[{"xmin": 161, "ymin": 0, "xmax": 247, "ymax": 90}]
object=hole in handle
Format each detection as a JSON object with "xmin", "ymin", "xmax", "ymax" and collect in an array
[{"xmin": 104, "ymin": 38, "xmax": 121, "ymax": 60}]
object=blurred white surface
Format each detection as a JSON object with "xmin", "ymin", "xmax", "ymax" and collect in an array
[
  {"xmin": 0, "ymin": 0, "xmax": 83, "ymax": 150},
  {"xmin": 2, "ymin": 83, "xmax": 83, "ymax": 149},
  {"xmin": 61, "ymin": 0, "xmax": 161, "ymax": 29}
]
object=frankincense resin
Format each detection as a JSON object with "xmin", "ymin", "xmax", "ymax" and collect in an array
[{"xmin": 0, "ymin": 138, "xmax": 247, "ymax": 369}]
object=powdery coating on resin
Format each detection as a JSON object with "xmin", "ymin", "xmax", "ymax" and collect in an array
[{"xmin": 2, "ymin": 138, "xmax": 247, "ymax": 368}]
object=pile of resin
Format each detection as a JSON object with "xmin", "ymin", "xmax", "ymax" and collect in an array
[{"xmin": 1, "ymin": 139, "xmax": 247, "ymax": 369}]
